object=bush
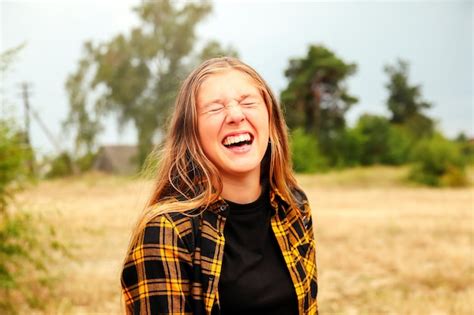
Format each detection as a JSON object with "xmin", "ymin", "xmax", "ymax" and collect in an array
[
  {"xmin": 45, "ymin": 151, "xmax": 97, "ymax": 178},
  {"xmin": 409, "ymin": 134, "xmax": 467, "ymax": 187},
  {"xmin": 384, "ymin": 125, "xmax": 414, "ymax": 165},
  {"xmin": 75, "ymin": 151, "xmax": 97, "ymax": 172},
  {"xmin": 0, "ymin": 119, "xmax": 68, "ymax": 313},
  {"xmin": 330, "ymin": 128, "xmax": 365, "ymax": 168},
  {"xmin": 354, "ymin": 114, "xmax": 391, "ymax": 165},
  {"xmin": 290, "ymin": 128, "xmax": 328, "ymax": 173},
  {"xmin": 455, "ymin": 133, "xmax": 474, "ymax": 165},
  {"xmin": 0, "ymin": 119, "xmax": 33, "ymax": 212},
  {"xmin": 45, "ymin": 152, "xmax": 75, "ymax": 178},
  {"xmin": 0, "ymin": 211, "xmax": 67, "ymax": 313},
  {"xmin": 351, "ymin": 115, "xmax": 413, "ymax": 166}
]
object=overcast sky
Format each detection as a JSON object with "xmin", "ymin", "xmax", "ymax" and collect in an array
[{"xmin": 1, "ymin": 0, "xmax": 473, "ymax": 155}]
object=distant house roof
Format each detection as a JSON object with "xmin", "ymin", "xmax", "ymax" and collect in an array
[{"xmin": 93, "ymin": 145, "xmax": 138, "ymax": 175}]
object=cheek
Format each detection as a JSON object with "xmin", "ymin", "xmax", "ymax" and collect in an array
[
  {"xmin": 197, "ymin": 118, "xmax": 220, "ymax": 150},
  {"xmin": 258, "ymin": 109, "xmax": 270, "ymax": 136}
]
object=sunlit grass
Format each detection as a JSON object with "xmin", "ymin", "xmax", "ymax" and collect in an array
[
  {"xmin": 297, "ymin": 164, "xmax": 474, "ymax": 189},
  {"xmin": 12, "ymin": 166, "xmax": 474, "ymax": 314}
]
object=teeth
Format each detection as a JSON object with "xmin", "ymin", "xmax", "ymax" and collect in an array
[{"xmin": 223, "ymin": 133, "xmax": 251, "ymax": 146}]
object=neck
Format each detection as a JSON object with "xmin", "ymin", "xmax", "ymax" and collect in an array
[{"xmin": 220, "ymin": 172, "xmax": 262, "ymax": 204}]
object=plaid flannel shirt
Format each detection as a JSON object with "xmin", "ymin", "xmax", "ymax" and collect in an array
[{"xmin": 121, "ymin": 188, "xmax": 318, "ymax": 315}]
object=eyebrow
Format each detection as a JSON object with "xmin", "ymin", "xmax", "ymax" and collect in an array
[{"xmin": 202, "ymin": 94, "xmax": 256, "ymax": 108}]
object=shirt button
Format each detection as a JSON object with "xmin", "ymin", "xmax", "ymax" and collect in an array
[{"xmin": 219, "ymin": 205, "xmax": 226, "ymax": 212}]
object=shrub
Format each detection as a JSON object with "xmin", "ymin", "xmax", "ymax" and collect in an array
[
  {"xmin": 330, "ymin": 128, "xmax": 365, "ymax": 168},
  {"xmin": 0, "ymin": 119, "xmax": 68, "ymax": 313},
  {"xmin": 0, "ymin": 120, "xmax": 33, "ymax": 212},
  {"xmin": 384, "ymin": 125, "xmax": 414, "ymax": 165},
  {"xmin": 75, "ymin": 151, "xmax": 97, "ymax": 172},
  {"xmin": 409, "ymin": 134, "xmax": 467, "ymax": 187},
  {"xmin": 455, "ymin": 133, "xmax": 474, "ymax": 165},
  {"xmin": 290, "ymin": 128, "xmax": 328, "ymax": 173},
  {"xmin": 354, "ymin": 114, "xmax": 391, "ymax": 165},
  {"xmin": 45, "ymin": 152, "xmax": 74, "ymax": 178},
  {"xmin": 0, "ymin": 211, "xmax": 67, "ymax": 313},
  {"xmin": 351, "ymin": 115, "xmax": 413, "ymax": 166}
]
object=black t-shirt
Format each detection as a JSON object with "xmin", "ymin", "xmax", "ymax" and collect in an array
[{"xmin": 218, "ymin": 186, "xmax": 298, "ymax": 315}]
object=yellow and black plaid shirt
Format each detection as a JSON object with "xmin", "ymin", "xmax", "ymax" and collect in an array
[{"xmin": 121, "ymin": 188, "xmax": 318, "ymax": 315}]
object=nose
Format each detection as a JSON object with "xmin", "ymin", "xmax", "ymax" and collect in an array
[{"xmin": 225, "ymin": 102, "xmax": 245, "ymax": 124}]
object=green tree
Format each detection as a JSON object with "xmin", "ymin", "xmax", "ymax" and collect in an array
[
  {"xmin": 384, "ymin": 59, "xmax": 434, "ymax": 138},
  {"xmin": 281, "ymin": 45, "xmax": 358, "ymax": 164},
  {"xmin": 65, "ymin": 0, "xmax": 237, "ymax": 167}
]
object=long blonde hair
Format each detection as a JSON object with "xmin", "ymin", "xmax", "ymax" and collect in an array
[{"xmin": 128, "ymin": 56, "xmax": 301, "ymax": 249}]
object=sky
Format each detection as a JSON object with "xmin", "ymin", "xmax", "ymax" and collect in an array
[{"xmin": 1, "ymin": 0, "xmax": 473, "ymax": 155}]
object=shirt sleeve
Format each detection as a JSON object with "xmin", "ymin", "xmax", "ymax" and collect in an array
[
  {"xmin": 297, "ymin": 188, "xmax": 319, "ymax": 315},
  {"xmin": 306, "ymin": 201, "xmax": 319, "ymax": 315},
  {"xmin": 121, "ymin": 214, "xmax": 193, "ymax": 314}
]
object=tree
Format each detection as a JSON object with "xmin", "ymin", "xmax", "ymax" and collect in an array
[
  {"xmin": 65, "ymin": 0, "xmax": 237, "ymax": 166},
  {"xmin": 197, "ymin": 40, "xmax": 238, "ymax": 62},
  {"xmin": 384, "ymin": 59, "xmax": 434, "ymax": 137},
  {"xmin": 63, "ymin": 48, "xmax": 103, "ymax": 157},
  {"xmin": 281, "ymin": 44, "xmax": 358, "ymax": 162}
]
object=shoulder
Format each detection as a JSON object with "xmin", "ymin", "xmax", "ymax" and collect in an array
[
  {"xmin": 290, "ymin": 186, "xmax": 310, "ymax": 210},
  {"xmin": 290, "ymin": 186, "xmax": 313, "ymax": 229},
  {"xmin": 141, "ymin": 211, "xmax": 197, "ymax": 253}
]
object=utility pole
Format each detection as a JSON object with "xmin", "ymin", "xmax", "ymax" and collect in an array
[
  {"xmin": 19, "ymin": 81, "xmax": 34, "ymax": 174},
  {"xmin": 20, "ymin": 82, "xmax": 32, "ymax": 146},
  {"xmin": 18, "ymin": 82, "xmax": 79, "ymax": 175}
]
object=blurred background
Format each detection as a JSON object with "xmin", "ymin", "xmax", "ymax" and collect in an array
[{"xmin": 1, "ymin": 0, "xmax": 473, "ymax": 314}]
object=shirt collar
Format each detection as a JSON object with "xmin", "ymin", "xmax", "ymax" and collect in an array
[{"xmin": 204, "ymin": 187, "xmax": 291, "ymax": 217}]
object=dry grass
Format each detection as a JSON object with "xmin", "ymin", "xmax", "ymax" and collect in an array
[{"xmin": 13, "ymin": 167, "xmax": 474, "ymax": 314}]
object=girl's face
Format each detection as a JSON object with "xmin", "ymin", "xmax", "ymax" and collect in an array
[{"xmin": 196, "ymin": 69, "xmax": 270, "ymax": 181}]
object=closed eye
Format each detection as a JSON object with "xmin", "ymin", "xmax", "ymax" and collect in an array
[
  {"xmin": 205, "ymin": 105, "xmax": 224, "ymax": 114},
  {"xmin": 241, "ymin": 102, "xmax": 256, "ymax": 106}
]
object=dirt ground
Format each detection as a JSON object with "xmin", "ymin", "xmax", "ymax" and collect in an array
[{"xmin": 15, "ymin": 168, "xmax": 474, "ymax": 314}]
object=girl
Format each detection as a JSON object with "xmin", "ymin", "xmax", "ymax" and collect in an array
[{"xmin": 121, "ymin": 57, "xmax": 318, "ymax": 315}]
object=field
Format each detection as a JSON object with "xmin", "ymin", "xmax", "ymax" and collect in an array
[{"xmin": 14, "ymin": 166, "xmax": 474, "ymax": 314}]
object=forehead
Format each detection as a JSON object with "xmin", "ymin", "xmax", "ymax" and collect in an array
[{"xmin": 196, "ymin": 70, "xmax": 262, "ymax": 106}]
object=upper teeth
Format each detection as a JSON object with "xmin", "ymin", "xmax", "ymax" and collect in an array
[{"xmin": 223, "ymin": 133, "xmax": 251, "ymax": 146}]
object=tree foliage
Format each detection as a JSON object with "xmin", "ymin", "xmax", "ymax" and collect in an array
[
  {"xmin": 64, "ymin": 51, "xmax": 102, "ymax": 157},
  {"xmin": 384, "ymin": 59, "xmax": 434, "ymax": 138},
  {"xmin": 65, "ymin": 0, "xmax": 237, "ymax": 167},
  {"xmin": 281, "ymin": 45, "xmax": 358, "ymax": 164},
  {"xmin": 281, "ymin": 45, "xmax": 358, "ymax": 135}
]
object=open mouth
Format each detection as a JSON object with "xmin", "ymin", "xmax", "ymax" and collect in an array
[{"xmin": 222, "ymin": 132, "xmax": 254, "ymax": 149}]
